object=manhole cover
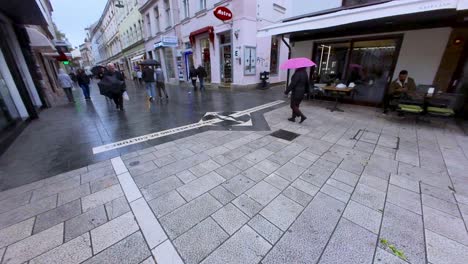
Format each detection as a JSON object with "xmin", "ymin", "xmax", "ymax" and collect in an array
[
  {"xmin": 129, "ymin": 161, "xmax": 140, "ymax": 167},
  {"xmin": 270, "ymin": 129, "xmax": 300, "ymax": 141}
]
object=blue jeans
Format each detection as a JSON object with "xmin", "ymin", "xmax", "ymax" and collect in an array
[
  {"xmin": 79, "ymin": 84, "xmax": 90, "ymax": 98},
  {"xmin": 145, "ymin": 82, "xmax": 156, "ymax": 98},
  {"xmin": 199, "ymin": 77, "xmax": 205, "ymax": 90}
]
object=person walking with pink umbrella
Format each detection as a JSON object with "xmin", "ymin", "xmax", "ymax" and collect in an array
[{"xmin": 281, "ymin": 58, "xmax": 315, "ymax": 123}]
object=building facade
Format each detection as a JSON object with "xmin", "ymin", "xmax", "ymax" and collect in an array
[
  {"xmin": 139, "ymin": 0, "xmax": 291, "ymax": 87},
  {"xmin": 0, "ymin": 0, "xmax": 61, "ymax": 153},
  {"xmin": 79, "ymin": 41, "xmax": 93, "ymax": 67},
  {"xmin": 88, "ymin": 0, "xmax": 145, "ymax": 78},
  {"xmin": 117, "ymin": 0, "xmax": 145, "ymax": 78},
  {"xmin": 259, "ymin": 0, "xmax": 468, "ymax": 113}
]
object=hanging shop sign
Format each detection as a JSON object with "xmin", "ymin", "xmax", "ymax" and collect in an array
[{"xmin": 213, "ymin": 6, "xmax": 233, "ymax": 21}]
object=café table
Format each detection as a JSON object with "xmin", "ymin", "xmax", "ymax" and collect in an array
[{"xmin": 323, "ymin": 86, "xmax": 354, "ymax": 112}]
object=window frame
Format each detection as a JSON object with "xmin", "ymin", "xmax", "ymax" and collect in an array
[
  {"xmin": 154, "ymin": 6, "xmax": 161, "ymax": 33},
  {"xmin": 200, "ymin": 0, "xmax": 207, "ymax": 10}
]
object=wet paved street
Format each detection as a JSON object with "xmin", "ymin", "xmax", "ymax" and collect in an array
[
  {"xmin": 0, "ymin": 80, "xmax": 284, "ymax": 191},
  {"xmin": 0, "ymin": 99, "xmax": 467, "ymax": 264}
]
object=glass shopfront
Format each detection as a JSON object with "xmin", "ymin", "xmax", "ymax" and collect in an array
[
  {"xmin": 0, "ymin": 69, "xmax": 19, "ymax": 130},
  {"xmin": 313, "ymin": 36, "xmax": 401, "ymax": 104},
  {"xmin": 200, "ymin": 38, "xmax": 211, "ymax": 83},
  {"xmin": 163, "ymin": 48, "xmax": 175, "ymax": 79},
  {"xmin": 219, "ymin": 32, "xmax": 232, "ymax": 84}
]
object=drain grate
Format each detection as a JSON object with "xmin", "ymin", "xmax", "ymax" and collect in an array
[
  {"xmin": 129, "ymin": 161, "xmax": 140, "ymax": 167},
  {"xmin": 270, "ymin": 129, "xmax": 300, "ymax": 141}
]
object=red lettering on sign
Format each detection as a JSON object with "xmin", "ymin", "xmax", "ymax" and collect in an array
[{"xmin": 213, "ymin": 6, "xmax": 233, "ymax": 21}]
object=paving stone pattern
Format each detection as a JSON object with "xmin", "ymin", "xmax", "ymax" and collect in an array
[{"xmin": 1, "ymin": 103, "xmax": 468, "ymax": 263}]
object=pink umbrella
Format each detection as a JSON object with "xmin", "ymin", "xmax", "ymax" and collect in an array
[{"xmin": 280, "ymin": 57, "xmax": 316, "ymax": 70}]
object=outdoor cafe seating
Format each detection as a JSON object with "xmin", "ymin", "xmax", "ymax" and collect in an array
[{"xmin": 394, "ymin": 85, "xmax": 461, "ymax": 121}]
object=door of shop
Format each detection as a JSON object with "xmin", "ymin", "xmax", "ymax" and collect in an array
[{"xmin": 219, "ymin": 32, "xmax": 232, "ymax": 84}]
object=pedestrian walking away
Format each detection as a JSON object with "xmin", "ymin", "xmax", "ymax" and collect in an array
[
  {"xmin": 284, "ymin": 67, "xmax": 309, "ymax": 123},
  {"xmin": 57, "ymin": 69, "xmax": 75, "ymax": 103},
  {"xmin": 101, "ymin": 63, "xmax": 126, "ymax": 111},
  {"xmin": 197, "ymin": 65, "xmax": 207, "ymax": 91},
  {"xmin": 77, "ymin": 69, "xmax": 91, "ymax": 100},
  {"xmin": 136, "ymin": 69, "xmax": 143, "ymax": 85},
  {"xmin": 142, "ymin": 66, "xmax": 156, "ymax": 101},
  {"xmin": 155, "ymin": 65, "xmax": 169, "ymax": 100},
  {"xmin": 189, "ymin": 66, "xmax": 198, "ymax": 91}
]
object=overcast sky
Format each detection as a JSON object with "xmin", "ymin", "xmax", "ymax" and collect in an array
[{"xmin": 50, "ymin": 0, "xmax": 107, "ymax": 48}]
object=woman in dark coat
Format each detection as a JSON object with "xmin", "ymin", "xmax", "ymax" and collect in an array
[
  {"xmin": 189, "ymin": 66, "xmax": 198, "ymax": 91},
  {"xmin": 284, "ymin": 67, "xmax": 310, "ymax": 123}
]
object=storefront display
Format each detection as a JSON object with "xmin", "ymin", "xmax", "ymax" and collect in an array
[
  {"xmin": 313, "ymin": 37, "xmax": 400, "ymax": 104},
  {"xmin": 200, "ymin": 38, "xmax": 211, "ymax": 82}
]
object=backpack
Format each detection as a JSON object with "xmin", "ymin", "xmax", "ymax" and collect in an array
[{"xmin": 155, "ymin": 69, "xmax": 165, "ymax": 83}]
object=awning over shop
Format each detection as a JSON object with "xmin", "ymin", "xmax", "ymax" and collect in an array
[
  {"xmin": 189, "ymin": 26, "xmax": 214, "ymax": 46},
  {"xmin": 257, "ymin": 0, "xmax": 468, "ymax": 38},
  {"xmin": 25, "ymin": 27, "xmax": 55, "ymax": 51},
  {"xmin": 131, "ymin": 54, "xmax": 144, "ymax": 62}
]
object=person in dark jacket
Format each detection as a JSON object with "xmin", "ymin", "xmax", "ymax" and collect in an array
[
  {"xmin": 106, "ymin": 63, "xmax": 126, "ymax": 110},
  {"xmin": 77, "ymin": 69, "xmax": 91, "ymax": 100},
  {"xmin": 142, "ymin": 66, "xmax": 156, "ymax": 101},
  {"xmin": 197, "ymin": 65, "xmax": 207, "ymax": 91},
  {"xmin": 284, "ymin": 67, "xmax": 309, "ymax": 123},
  {"xmin": 189, "ymin": 66, "xmax": 198, "ymax": 91}
]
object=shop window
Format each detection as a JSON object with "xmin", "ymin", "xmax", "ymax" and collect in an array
[
  {"xmin": 270, "ymin": 37, "xmax": 279, "ymax": 75},
  {"xmin": 164, "ymin": 48, "xmax": 175, "ymax": 79},
  {"xmin": 244, "ymin": 46, "xmax": 256, "ymax": 76},
  {"xmin": 313, "ymin": 38, "xmax": 399, "ymax": 104},
  {"xmin": 200, "ymin": 38, "xmax": 211, "ymax": 82}
]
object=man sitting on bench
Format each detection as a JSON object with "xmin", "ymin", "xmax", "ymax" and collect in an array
[{"xmin": 383, "ymin": 70, "xmax": 417, "ymax": 114}]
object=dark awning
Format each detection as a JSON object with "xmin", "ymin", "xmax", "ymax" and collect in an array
[{"xmin": 0, "ymin": 0, "xmax": 48, "ymax": 25}]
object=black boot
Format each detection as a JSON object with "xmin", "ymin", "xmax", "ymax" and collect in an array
[
  {"xmin": 288, "ymin": 117, "xmax": 295, "ymax": 122},
  {"xmin": 299, "ymin": 116, "xmax": 307, "ymax": 124}
]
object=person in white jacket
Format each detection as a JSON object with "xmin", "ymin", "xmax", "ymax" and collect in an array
[{"xmin": 57, "ymin": 69, "xmax": 75, "ymax": 103}]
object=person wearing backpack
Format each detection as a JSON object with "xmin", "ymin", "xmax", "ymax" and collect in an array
[{"xmin": 155, "ymin": 65, "xmax": 168, "ymax": 100}]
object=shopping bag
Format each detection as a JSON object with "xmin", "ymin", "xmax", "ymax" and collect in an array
[{"xmin": 123, "ymin": 91, "xmax": 130, "ymax": 101}]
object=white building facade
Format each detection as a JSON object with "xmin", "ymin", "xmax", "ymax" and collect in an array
[{"xmin": 140, "ymin": 0, "xmax": 291, "ymax": 88}]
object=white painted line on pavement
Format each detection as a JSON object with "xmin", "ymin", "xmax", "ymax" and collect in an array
[
  {"xmin": 152, "ymin": 240, "xmax": 184, "ymax": 264},
  {"xmin": 117, "ymin": 172, "xmax": 142, "ymax": 202},
  {"xmin": 93, "ymin": 100, "xmax": 284, "ymax": 154},
  {"xmin": 111, "ymin": 157, "xmax": 128, "ymax": 174},
  {"xmin": 111, "ymin": 156, "xmax": 174, "ymax": 258}
]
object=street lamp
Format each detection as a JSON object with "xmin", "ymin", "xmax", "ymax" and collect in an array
[{"xmin": 115, "ymin": 1, "xmax": 124, "ymax": 8}]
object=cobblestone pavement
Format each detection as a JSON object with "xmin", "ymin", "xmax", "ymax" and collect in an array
[{"xmin": 1, "ymin": 101, "xmax": 468, "ymax": 264}]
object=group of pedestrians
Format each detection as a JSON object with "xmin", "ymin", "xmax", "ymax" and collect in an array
[
  {"xmin": 57, "ymin": 68, "xmax": 92, "ymax": 103},
  {"xmin": 142, "ymin": 65, "xmax": 168, "ymax": 101},
  {"xmin": 189, "ymin": 65, "xmax": 207, "ymax": 91}
]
